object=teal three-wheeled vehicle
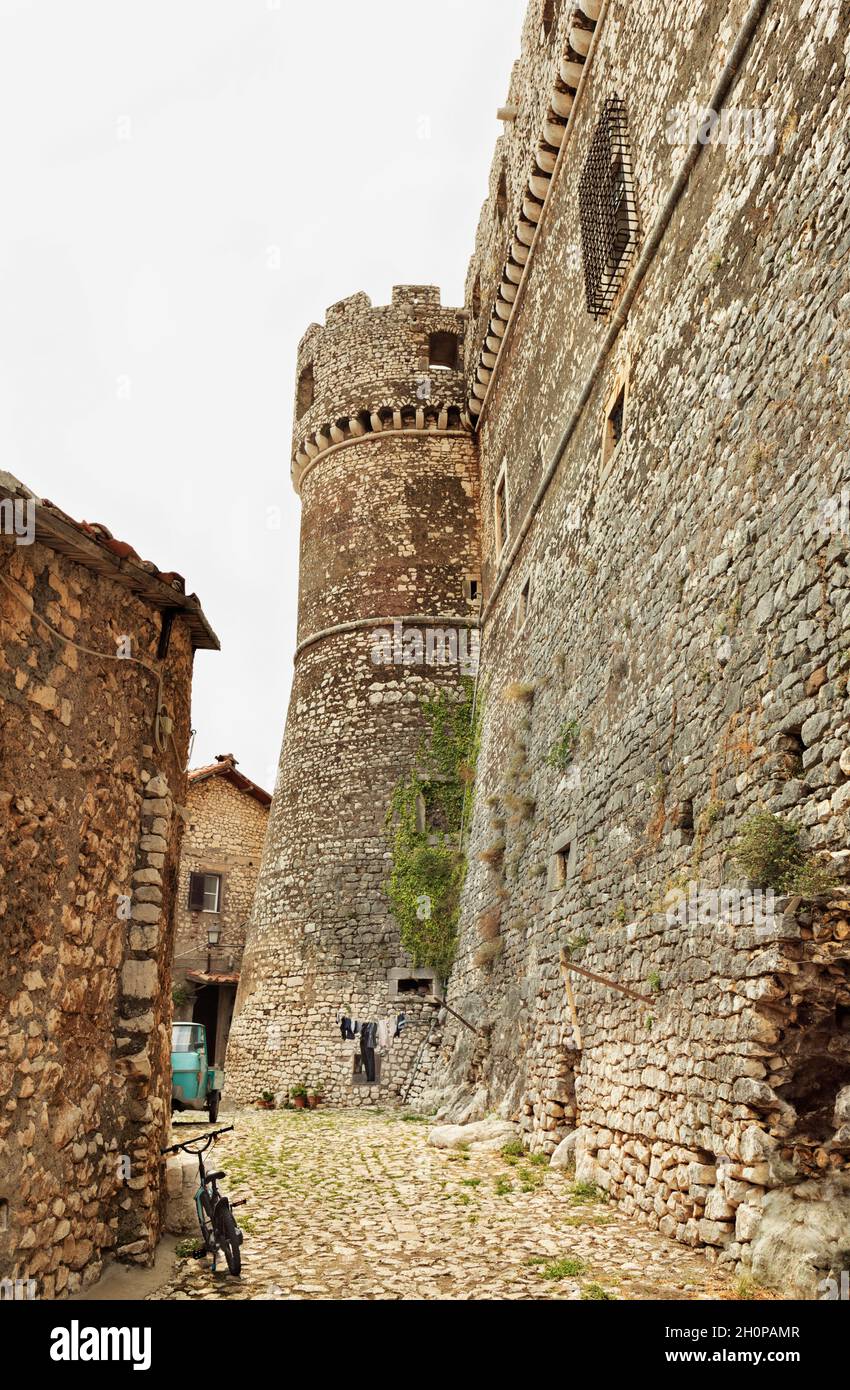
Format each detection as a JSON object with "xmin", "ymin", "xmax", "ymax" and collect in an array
[{"xmin": 171, "ymin": 1022, "xmax": 225, "ymax": 1123}]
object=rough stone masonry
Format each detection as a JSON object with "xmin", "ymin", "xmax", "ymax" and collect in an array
[
  {"xmin": 0, "ymin": 473, "xmax": 217, "ymax": 1296},
  {"xmin": 230, "ymin": 0, "xmax": 850, "ymax": 1293}
]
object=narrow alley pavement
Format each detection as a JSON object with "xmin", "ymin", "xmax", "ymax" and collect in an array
[{"xmin": 148, "ymin": 1109, "xmax": 749, "ymax": 1302}]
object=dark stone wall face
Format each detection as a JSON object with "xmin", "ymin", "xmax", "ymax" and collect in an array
[
  {"xmin": 227, "ymin": 295, "xmax": 481, "ymax": 1104},
  {"xmin": 297, "ymin": 434, "xmax": 480, "ymax": 640},
  {"xmin": 428, "ymin": 0, "xmax": 850, "ymax": 1283},
  {"xmin": 0, "ymin": 535, "xmax": 194, "ymax": 1295}
]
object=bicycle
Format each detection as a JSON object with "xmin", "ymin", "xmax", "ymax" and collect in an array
[{"xmin": 161, "ymin": 1124, "xmax": 245, "ymax": 1276}]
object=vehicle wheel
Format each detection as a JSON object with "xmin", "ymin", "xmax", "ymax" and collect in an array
[
  {"xmin": 207, "ymin": 1091, "xmax": 220, "ymax": 1123},
  {"xmin": 215, "ymin": 1204, "xmax": 241, "ymax": 1276},
  {"xmin": 199, "ymin": 1190, "xmax": 216, "ymax": 1253}
]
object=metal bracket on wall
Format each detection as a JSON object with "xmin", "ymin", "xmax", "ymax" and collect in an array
[
  {"xmin": 427, "ymin": 994, "xmax": 483, "ymax": 1037},
  {"xmin": 559, "ymin": 947, "xmax": 656, "ymax": 1008}
]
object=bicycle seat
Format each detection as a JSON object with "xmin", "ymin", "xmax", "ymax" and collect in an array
[{"xmin": 206, "ymin": 1170, "xmax": 226, "ymax": 1183}]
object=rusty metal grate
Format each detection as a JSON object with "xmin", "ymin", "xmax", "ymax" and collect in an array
[{"xmin": 578, "ymin": 96, "xmax": 639, "ymax": 319}]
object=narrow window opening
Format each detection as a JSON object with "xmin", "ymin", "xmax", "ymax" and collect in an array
[
  {"xmin": 496, "ymin": 168, "xmax": 508, "ymax": 219},
  {"xmin": 602, "ymin": 381, "xmax": 627, "ymax": 474},
  {"xmin": 495, "ymin": 469, "xmax": 509, "ymax": 557},
  {"xmin": 396, "ymin": 976, "xmax": 434, "ymax": 996},
  {"xmin": 541, "ymin": 0, "xmax": 560, "ymax": 40},
  {"xmin": 551, "ymin": 843, "xmax": 571, "ymax": 889},
  {"xmin": 464, "ymin": 575, "xmax": 480, "ymax": 603},
  {"xmin": 0, "ymin": 1199, "xmax": 7, "ymax": 1233},
  {"xmin": 548, "ymin": 825, "xmax": 577, "ymax": 890},
  {"xmin": 778, "ymin": 725, "xmax": 805, "ymax": 779},
  {"xmin": 428, "ymin": 331, "xmax": 459, "ymax": 370},
  {"xmin": 517, "ymin": 576, "xmax": 531, "ymax": 631},
  {"xmin": 415, "ymin": 784, "xmax": 451, "ymax": 835},
  {"xmin": 675, "ymin": 799, "xmax": 694, "ymax": 843},
  {"xmin": 296, "ymin": 362, "xmax": 315, "ymax": 418}
]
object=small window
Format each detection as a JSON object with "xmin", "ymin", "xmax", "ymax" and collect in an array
[
  {"xmin": 496, "ymin": 168, "xmax": 508, "ymax": 219},
  {"xmin": 416, "ymin": 783, "xmax": 451, "ymax": 835},
  {"xmin": 541, "ymin": 0, "xmax": 561, "ymax": 40},
  {"xmin": 296, "ymin": 362, "xmax": 315, "ymax": 417},
  {"xmin": 516, "ymin": 575, "xmax": 531, "ymax": 631},
  {"xmin": 428, "ymin": 331, "xmax": 459, "ymax": 370},
  {"xmin": 388, "ymin": 967, "xmax": 437, "ymax": 999},
  {"xmin": 396, "ymin": 976, "xmax": 434, "ymax": 996},
  {"xmin": 188, "ymin": 871, "xmax": 222, "ymax": 914},
  {"xmin": 548, "ymin": 824, "xmax": 578, "ymax": 890},
  {"xmin": 602, "ymin": 376, "xmax": 628, "ymax": 476},
  {"xmin": 464, "ymin": 575, "xmax": 480, "ymax": 603},
  {"xmin": 675, "ymin": 799, "xmax": 694, "ymax": 843},
  {"xmin": 494, "ymin": 466, "xmax": 509, "ymax": 557},
  {"xmin": 551, "ymin": 845, "xmax": 569, "ymax": 888}
]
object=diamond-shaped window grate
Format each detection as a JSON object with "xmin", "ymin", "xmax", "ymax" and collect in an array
[{"xmin": 578, "ymin": 96, "xmax": 639, "ymax": 319}]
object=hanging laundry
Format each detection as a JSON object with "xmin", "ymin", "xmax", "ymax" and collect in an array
[
  {"xmin": 394, "ymin": 1013, "xmax": 407, "ymax": 1039},
  {"xmin": 360, "ymin": 1021, "xmax": 377, "ymax": 1082}
]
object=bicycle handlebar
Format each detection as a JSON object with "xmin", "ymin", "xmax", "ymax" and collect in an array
[{"xmin": 160, "ymin": 1124, "xmax": 234, "ymax": 1156}]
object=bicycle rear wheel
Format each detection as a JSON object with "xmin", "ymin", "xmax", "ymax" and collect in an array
[{"xmin": 214, "ymin": 1203, "xmax": 242, "ymax": 1276}]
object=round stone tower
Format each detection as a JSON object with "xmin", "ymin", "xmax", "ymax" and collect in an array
[{"xmin": 226, "ymin": 286, "xmax": 480, "ymax": 1106}]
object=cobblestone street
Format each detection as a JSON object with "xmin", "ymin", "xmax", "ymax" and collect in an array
[{"xmin": 149, "ymin": 1109, "xmax": 744, "ymax": 1302}]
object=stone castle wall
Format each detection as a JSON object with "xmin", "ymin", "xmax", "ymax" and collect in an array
[
  {"xmin": 226, "ymin": 290, "xmax": 481, "ymax": 1106},
  {"xmin": 227, "ymin": 0, "xmax": 850, "ymax": 1289},
  {"xmin": 427, "ymin": 0, "xmax": 850, "ymax": 1291},
  {"xmin": 0, "ymin": 528, "xmax": 197, "ymax": 1296}
]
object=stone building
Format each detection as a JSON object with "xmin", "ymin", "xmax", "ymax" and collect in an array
[
  {"xmin": 172, "ymin": 754, "xmax": 271, "ymax": 1068},
  {"xmin": 230, "ymin": 0, "xmax": 850, "ymax": 1290},
  {"xmin": 0, "ymin": 471, "xmax": 217, "ymax": 1296},
  {"xmin": 225, "ymin": 286, "xmax": 480, "ymax": 1105}
]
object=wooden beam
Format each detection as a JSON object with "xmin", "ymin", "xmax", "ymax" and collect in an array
[{"xmin": 558, "ymin": 947, "xmax": 583, "ymax": 1048}]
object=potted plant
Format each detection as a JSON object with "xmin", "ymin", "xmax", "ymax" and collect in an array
[
  {"xmin": 307, "ymin": 1083, "xmax": 324, "ymax": 1110},
  {"xmin": 290, "ymin": 1083, "xmax": 308, "ymax": 1110},
  {"xmin": 257, "ymin": 1090, "xmax": 275, "ymax": 1110}
]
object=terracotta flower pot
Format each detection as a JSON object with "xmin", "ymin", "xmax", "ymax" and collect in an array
[
  {"xmin": 292, "ymin": 1095, "xmax": 306, "ymax": 1109},
  {"xmin": 307, "ymin": 1095, "xmax": 320, "ymax": 1109}
]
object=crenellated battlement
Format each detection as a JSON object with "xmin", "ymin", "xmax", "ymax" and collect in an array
[{"xmin": 290, "ymin": 285, "xmax": 471, "ymax": 491}]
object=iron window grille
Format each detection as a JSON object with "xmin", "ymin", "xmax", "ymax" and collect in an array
[{"xmin": 578, "ymin": 96, "xmax": 639, "ymax": 319}]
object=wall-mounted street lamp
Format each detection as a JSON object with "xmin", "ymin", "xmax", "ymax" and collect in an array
[{"xmin": 206, "ymin": 922, "xmax": 221, "ymax": 971}]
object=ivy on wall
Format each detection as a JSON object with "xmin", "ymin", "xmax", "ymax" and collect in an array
[{"xmin": 384, "ymin": 678, "xmax": 482, "ymax": 977}]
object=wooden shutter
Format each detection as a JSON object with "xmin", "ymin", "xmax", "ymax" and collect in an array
[{"xmin": 188, "ymin": 872, "xmax": 205, "ymax": 911}]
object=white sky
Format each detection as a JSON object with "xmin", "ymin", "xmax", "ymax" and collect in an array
[{"xmin": 0, "ymin": 0, "xmax": 527, "ymax": 791}]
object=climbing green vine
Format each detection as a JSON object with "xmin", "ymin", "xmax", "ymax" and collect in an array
[{"xmin": 384, "ymin": 678, "xmax": 482, "ymax": 976}]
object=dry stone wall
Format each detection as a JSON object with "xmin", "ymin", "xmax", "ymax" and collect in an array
[{"xmin": 0, "ymin": 530, "xmax": 198, "ymax": 1296}]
